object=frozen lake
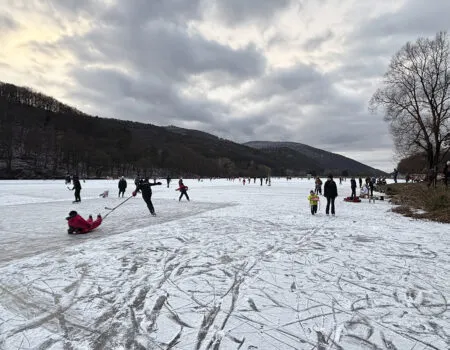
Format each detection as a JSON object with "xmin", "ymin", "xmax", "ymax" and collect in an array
[{"xmin": 0, "ymin": 178, "xmax": 448, "ymax": 349}]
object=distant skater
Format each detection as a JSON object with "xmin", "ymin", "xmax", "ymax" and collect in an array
[
  {"xmin": 177, "ymin": 179, "xmax": 190, "ymax": 201},
  {"xmin": 324, "ymin": 174, "xmax": 338, "ymax": 216},
  {"xmin": 133, "ymin": 178, "xmax": 162, "ymax": 216},
  {"xmin": 71, "ymin": 175, "xmax": 82, "ymax": 202},
  {"xmin": 166, "ymin": 175, "xmax": 171, "ymax": 188},
  {"xmin": 118, "ymin": 176, "xmax": 127, "ymax": 197}
]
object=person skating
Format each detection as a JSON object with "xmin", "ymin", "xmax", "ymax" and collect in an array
[
  {"xmin": 324, "ymin": 174, "xmax": 338, "ymax": 216},
  {"xmin": 66, "ymin": 210, "xmax": 102, "ymax": 234},
  {"xmin": 308, "ymin": 190, "xmax": 320, "ymax": 215},
  {"xmin": 71, "ymin": 175, "xmax": 82, "ymax": 202},
  {"xmin": 118, "ymin": 176, "xmax": 127, "ymax": 197},
  {"xmin": 315, "ymin": 177, "xmax": 322, "ymax": 195},
  {"xmin": 358, "ymin": 177, "xmax": 362, "ymax": 188},
  {"xmin": 166, "ymin": 175, "xmax": 171, "ymax": 188},
  {"xmin": 177, "ymin": 179, "xmax": 190, "ymax": 201},
  {"xmin": 133, "ymin": 178, "xmax": 162, "ymax": 216},
  {"xmin": 350, "ymin": 177, "xmax": 357, "ymax": 199}
]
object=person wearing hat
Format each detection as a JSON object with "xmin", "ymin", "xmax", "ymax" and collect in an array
[
  {"xmin": 324, "ymin": 174, "xmax": 338, "ymax": 216},
  {"xmin": 66, "ymin": 211, "xmax": 102, "ymax": 234}
]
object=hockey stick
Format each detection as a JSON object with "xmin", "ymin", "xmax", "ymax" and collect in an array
[{"xmin": 103, "ymin": 195, "xmax": 133, "ymax": 219}]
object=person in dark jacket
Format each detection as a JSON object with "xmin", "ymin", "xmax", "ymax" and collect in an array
[
  {"xmin": 71, "ymin": 175, "xmax": 82, "ymax": 202},
  {"xmin": 166, "ymin": 175, "xmax": 171, "ymax": 188},
  {"xmin": 133, "ymin": 178, "xmax": 162, "ymax": 215},
  {"xmin": 393, "ymin": 168, "xmax": 399, "ymax": 183},
  {"xmin": 350, "ymin": 177, "xmax": 357, "ymax": 199},
  {"xmin": 177, "ymin": 178, "xmax": 190, "ymax": 201},
  {"xmin": 324, "ymin": 174, "xmax": 338, "ymax": 215},
  {"xmin": 118, "ymin": 176, "xmax": 127, "ymax": 197},
  {"xmin": 369, "ymin": 178, "xmax": 375, "ymax": 197},
  {"xmin": 358, "ymin": 177, "xmax": 362, "ymax": 188}
]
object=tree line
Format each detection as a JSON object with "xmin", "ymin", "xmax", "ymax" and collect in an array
[{"xmin": 0, "ymin": 82, "xmax": 301, "ymax": 179}]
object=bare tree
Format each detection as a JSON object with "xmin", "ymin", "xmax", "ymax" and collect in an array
[{"xmin": 370, "ymin": 32, "xmax": 450, "ymax": 182}]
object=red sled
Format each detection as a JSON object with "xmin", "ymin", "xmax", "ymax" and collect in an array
[{"xmin": 344, "ymin": 196, "xmax": 361, "ymax": 203}]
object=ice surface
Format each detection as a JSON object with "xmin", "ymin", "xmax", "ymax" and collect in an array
[{"xmin": 0, "ymin": 178, "xmax": 448, "ymax": 349}]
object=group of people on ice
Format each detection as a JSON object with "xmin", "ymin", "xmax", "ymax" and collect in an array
[
  {"xmin": 308, "ymin": 175, "xmax": 338, "ymax": 216},
  {"xmin": 66, "ymin": 175, "xmax": 190, "ymax": 234},
  {"xmin": 308, "ymin": 173, "xmax": 388, "ymax": 216}
]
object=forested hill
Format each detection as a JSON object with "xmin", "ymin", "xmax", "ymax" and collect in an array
[
  {"xmin": 245, "ymin": 141, "xmax": 386, "ymax": 176},
  {"xmin": 0, "ymin": 81, "xmax": 383, "ymax": 179}
]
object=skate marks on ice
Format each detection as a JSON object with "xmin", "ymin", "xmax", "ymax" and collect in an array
[
  {"xmin": 0, "ymin": 215, "xmax": 449, "ymax": 349},
  {"xmin": 0, "ymin": 199, "xmax": 230, "ymax": 267}
]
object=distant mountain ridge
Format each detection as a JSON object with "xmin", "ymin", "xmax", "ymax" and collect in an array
[
  {"xmin": 245, "ymin": 141, "xmax": 386, "ymax": 176},
  {"xmin": 0, "ymin": 80, "xmax": 385, "ymax": 178}
]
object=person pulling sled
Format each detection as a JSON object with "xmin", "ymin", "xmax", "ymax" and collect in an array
[{"xmin": 66, "ymin": 210, "xmax": 102, "ymax": 234}]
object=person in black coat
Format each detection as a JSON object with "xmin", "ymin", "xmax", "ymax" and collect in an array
[
  {"xmin": 71, "ymin": 175, "xmax": 82, "ymax": 202},
  {"xmin": 350, "ymin": 177, "xmax": 357, "ymax": 199},
  {"xmin": 133, "ymin": 178, "xmax": 162, "ymax": 216},
  {"xmin": 118, "ymin": 176, "xmax": 127, "ymax": 197},
  {"xmin": 324, "ymin": 174, "xmax": 338, "ymax": 215}
]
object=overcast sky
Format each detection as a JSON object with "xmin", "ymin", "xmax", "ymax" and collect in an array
[{"xmin": 1, "ymin": 0, "xmax": 449, "ymax": 171}]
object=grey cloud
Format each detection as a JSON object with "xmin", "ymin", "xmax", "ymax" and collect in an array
[
  {"xmin": 0, "ymin": 13, "xmax": 18, "ymax": 31},
  {"xmin": 68, "ymin": 66, "xmax": 230, "ymax": 127},
  {"xmin": 330, "ymin": 58, "xmax": 388, "ymax": 81},
  {"xmin": 303, "ymin": 30, "xmax": 334, "ymax": 51},
  {"xmin": 211, "ymin": 0, "xmax": 292, "ymax": 24},
  {"xmin": 247, "ymin": 63, "xmax": 330, "ymax": 102},
  {"xmin": 102, "ymin": 0, "xmax": 203, "ymax": 25},
  {"xmin": 54, "ymin": 20, "xmax": 266, "ymax": 82},
  {"xmin": 356, "ymin": 0, "xmax": 450, "ymax": 39}
]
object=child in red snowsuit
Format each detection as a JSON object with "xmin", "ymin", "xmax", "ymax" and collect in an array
[{"xmin": 66, "ymin": 211, "xmax": 102, "ymax": 234}]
